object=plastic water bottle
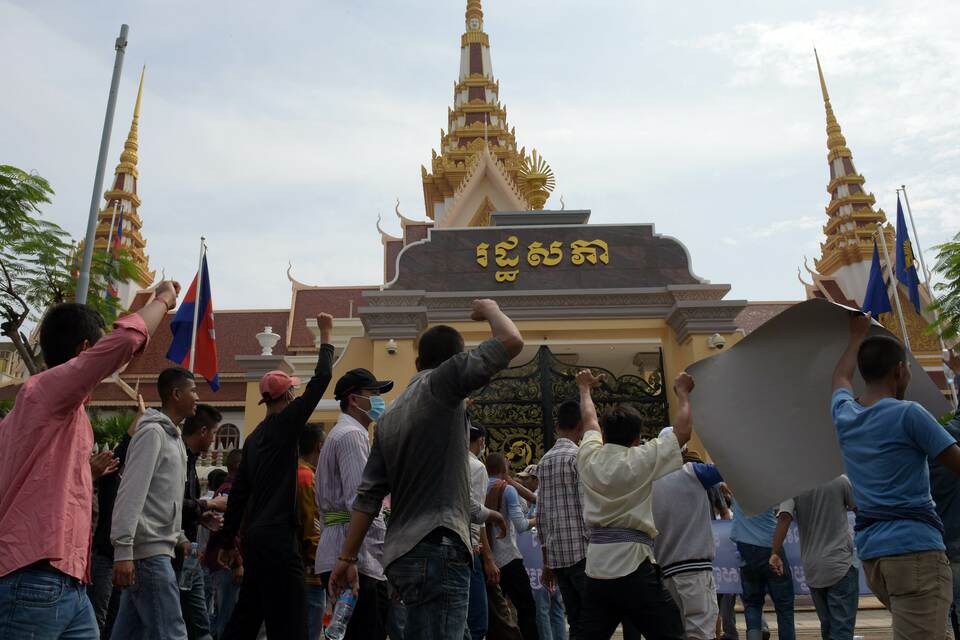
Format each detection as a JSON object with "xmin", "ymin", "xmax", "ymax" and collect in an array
[
  {"xmin": 323, "ymin": 591, "xmax": 356, "ymax": 639},
  {"xmin": 178, "ymin": 542, "xmax": 200, "ymax": 591}
]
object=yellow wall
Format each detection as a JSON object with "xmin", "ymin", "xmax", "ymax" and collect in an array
[{"xmin": 241, "ymin": 318, "xmax": 743, "ymax": 459}]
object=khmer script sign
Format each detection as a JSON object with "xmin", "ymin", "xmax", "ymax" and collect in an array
[{"xmin": 387, "ymin": 224, "xmax": 701, "ymax": 292}]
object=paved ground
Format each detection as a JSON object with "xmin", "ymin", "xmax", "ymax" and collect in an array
[{"xmin": 611, "ymin": 598, "xmax": 894, "ymax": 639}]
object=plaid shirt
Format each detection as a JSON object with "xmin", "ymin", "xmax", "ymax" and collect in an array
[{"xmin": 537, "ymin": 438, "xmax": 589, "ymax": 569}]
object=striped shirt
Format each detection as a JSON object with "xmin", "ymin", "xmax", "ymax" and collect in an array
[
  {"xmin": 314, "ymin": 413, "xmax": 386, "ymax": 580},
  {"xmin": 537, "ymin": 438, "xmax": 589, "ymax": 569}
]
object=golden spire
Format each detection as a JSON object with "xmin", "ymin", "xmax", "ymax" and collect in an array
[
  {"xmin": 466, "ymin": 0, "xmax": 483, "ymax": 29},
  {"xmin": 814, "ymin": 50, "xmax": 848, "ymax": 158},
  {"xmin": 118, "ymin": 66, "xmax": 145, "ymax": 171}
]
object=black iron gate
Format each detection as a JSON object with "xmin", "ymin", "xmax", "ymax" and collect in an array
[{"xmin": 467, "ymin": 346, "xmax": 669, "ymax": 473}]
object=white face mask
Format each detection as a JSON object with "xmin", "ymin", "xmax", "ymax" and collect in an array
[{"xmin": 478, "ymin": 445, "xmax": 486, "ymax": 457}]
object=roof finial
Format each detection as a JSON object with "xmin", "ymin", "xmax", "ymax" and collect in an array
[
  {"xmin": 134, "ymin": 65, "xmax": 145, "ymax": 122},
  {"xmin": 814, "ymin": 48, "xmax": 829, "ymax": 104},
  {"xmin": 813, "ymin": 50, "xmax": 847, "ymax": 154},
  {"xmin": 119, "ymin": 66, "xmax": 145, "ymax": 169}
]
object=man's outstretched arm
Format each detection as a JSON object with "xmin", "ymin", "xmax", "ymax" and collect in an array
[
  {"xmin": 279, "ymin": 313, "xmax": 335, "ymax": 431},
  {"xmin": 576, "ymin": 369, "xmax": 601, "ymax": 435}
]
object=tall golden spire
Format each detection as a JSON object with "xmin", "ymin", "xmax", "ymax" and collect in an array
[
  {"xmin": 421, "ymin": 0, "xmax": 555, "ymax": 222},
  {"xmin": 814, "ymin": 49, "xmax": 849, "ymax": 160},
  {"xmin": 118, "ymin": 66, "xmax": 145, "ymax": 173},
  {"xmin": 92, "ymin": 66, "xmax": 154, "ymax": 290},
  {"xmin": 811, "ymin": 51, "xmax": 889, "ymax": 278}
]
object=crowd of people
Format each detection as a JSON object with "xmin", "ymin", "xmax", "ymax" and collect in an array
[{"xmin": 1, "ymin": 284, "xmax": 960, "ymax": 640}]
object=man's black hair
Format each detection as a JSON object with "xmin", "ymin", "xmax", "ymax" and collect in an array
[
  {"xmin": 157, "ymin": 367, "xmax": 195, "ymax": 404},
  {"xmin": 557, "ymin": 399, "xmax": 581, "ymax": 432},
  {"xmin": 39, "ymin": 303, "xmax": 106, "ymax": 368},
  {"xmin": 183, "ymin": 404, "xmax": 222, "ymax": 437},
  {"xmin": 601, "ymin": 404, "xmax": 643, "ymax": 447},
  {"xmin": 226, "ymin": 448, "xmax": 242, "ymax": 472},
  {"xmin": 857, "ymin": 335, "xmax": 907, "ymax": 383},
  {"xmin": 469, "ymin": 421, "xmax": 486, "ymax": 443},
  {"xmin": 485, "ymin": 451, "xmax": 507, "ymax": 476},
  {"xmin": 299, "ymin": 423, "xmax": 325, "ymax": 458},
  {"xmin": 417, "ymin": 325, "xmax": 465, "ymax": 370},
  {"xmin": 207, "ymin": 468, "xmax": 228, "ymax": 493}
]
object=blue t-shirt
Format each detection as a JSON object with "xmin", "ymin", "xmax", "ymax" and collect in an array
[
  {"xmin": 832, "ymin": 388, "xmax": 955, "ymax": 560},
  {"xmin": 730, "ymin": 500, "xmax": 776, "ymax": 548}
]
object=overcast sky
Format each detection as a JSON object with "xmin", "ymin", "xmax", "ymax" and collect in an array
[{"xmin": 3, "ymin": 0, "xmax": 958, "ymax": 310}]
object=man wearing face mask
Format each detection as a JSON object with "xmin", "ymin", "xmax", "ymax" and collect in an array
[{"xmin": 315, "ymin": 368, "xmax": 395, "ymax": 639}]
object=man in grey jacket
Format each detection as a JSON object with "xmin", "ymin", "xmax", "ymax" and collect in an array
[{"xmin": 110, "ymin": 367, "xmax": 199, "ymax": 640}]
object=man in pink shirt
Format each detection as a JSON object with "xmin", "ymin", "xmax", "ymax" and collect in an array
[{"xmin": 0, "ymin": 280, "xmax": 180, "ymax": 639}]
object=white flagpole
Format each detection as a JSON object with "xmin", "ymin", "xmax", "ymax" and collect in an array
[
  {"xmin": 188, "ymin": 237, "xmax": 206, "ymax": 372},
  {"xmin": 876, "ymin": 224, "xmax": 912, "ymax": 351},
  {"xmin": 900, "ymin": 186, "xmax": 958, "ymax": 409}
]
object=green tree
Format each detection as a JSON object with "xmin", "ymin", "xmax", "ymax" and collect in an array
[
  {"xmin": 930, "ymin": 231, "xmax": 960, "ymax": 341},
  {"xmin": 89, "ymin": 409, "xmax": 136, "ymax": 447},
  {"xmin": 0, "ymin": 165, "xmax": 137, "ymax": 374}
]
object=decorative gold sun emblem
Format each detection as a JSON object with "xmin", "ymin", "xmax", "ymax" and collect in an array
[{"xmin": 518, "ymin": 149, "xmax": 556, "ymax": 210}]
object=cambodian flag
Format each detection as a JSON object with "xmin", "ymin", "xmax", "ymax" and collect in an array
[{"xmin": 166, "ymin": 253, "xmax": 220, "ymax": 391}]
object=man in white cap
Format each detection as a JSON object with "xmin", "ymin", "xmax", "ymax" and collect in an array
[
  {"xmin": 651, "ymin": 427, "xmax": 724, "ymax": 640},
  {"xmin": 214, "ymin": 313, "xmax": 335, "ymax": 640}
]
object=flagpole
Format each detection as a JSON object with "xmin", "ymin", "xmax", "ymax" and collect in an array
[
  {"xmin": 188, "ymin": 237, "xmax": 206, "ymax": 373},
  {"xmin": 900, "ymin": 186, "xmax": 958, "ymax": 409},
  {"xmin": 876, "ymin": 224, "xmax": 912, "ymax": 351},
  {"xmin": 899, "ymin": 186, "xmax": 931, "ymax": 285},
  {"xmin": 105, "ymin": 201, "xmax": 119, "ymax": 251}
]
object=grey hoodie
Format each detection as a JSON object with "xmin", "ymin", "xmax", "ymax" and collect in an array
[{"xmin": 111, "ymin": 408, "xmax": 188, "ymax": 561}]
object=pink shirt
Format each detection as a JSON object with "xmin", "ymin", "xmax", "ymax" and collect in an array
[{"xmin": 0, "ymin": 314, "xmax": 150, "ymax": 581}]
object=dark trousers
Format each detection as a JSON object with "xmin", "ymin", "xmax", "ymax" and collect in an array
[
  {"xmin": 555, "ymin": 559, "xmax": 587, "ymax": 639},
  {"xmin": 579, "ymin": 560, "xmax": 684, "ymax": 640},
  {"xmin": 320, "ymin": 571, "xmax": 388, "ymax": 640},
  {"xmin": 222, "ymin": 538, "xmax": 307, "ymax": 640},
  {"xmin": 500, "ymin": 559, "xmax": 540, "ymax": 640},
  {"xmin": 736, "ymin": 542, "xmax": 794, "ymax": 640}
]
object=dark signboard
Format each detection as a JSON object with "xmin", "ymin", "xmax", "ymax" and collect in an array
[{"xmin": 387, "ymin": 224, "xmax": 701, "ymax": 292}]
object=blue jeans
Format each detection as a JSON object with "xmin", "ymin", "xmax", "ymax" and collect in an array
[
  {"xmin": 809, "ymin": 566, "xmax": 859, "ymax": 640},
  {"xmin": 534, "ymin": 586, "xmax": 567, "ymax": 640},
  {"xmin": 211, "ymin": 569, "xmax": 239, "ymax": 639},
  {"xmin": 305, "ymin": 583, "xmax": 326, "ymax": 640},
  {"xmin": 387, "ymin": 596, "xmax": 407, "ymax": 639},
  {"xmin": 385, "ymin": 533, "xmax": 472, "ymax": 640},
  {"xmin": 467, "ymin": 554, "xmax": 488, "ymax": 640},
  {"xmin": 111, "ymin": 555, "xmax": 188, "ymax": 640},
  {"xmin": 736, "ymin": 542, "xmax": 795, "ymax": 640},
  {"xmin": 0, "ymin": 566, "xmax": 99, "ymax": 639},
  {"xmin": 178, "ymin": 564, "xmax": 212, "ymax": 640}
]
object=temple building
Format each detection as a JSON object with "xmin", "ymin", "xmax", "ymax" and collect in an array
[
  {"xmin": 800, "ymin": 51, "xmax": 948, "ymax": 391},
  {"xmin": 2, "ymin": 2, "xmax": 947, "ymax": 465}
]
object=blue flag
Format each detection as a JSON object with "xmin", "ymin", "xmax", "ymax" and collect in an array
[
  {"xmin": 895, "ymin": 196, "xmax": 922, "ymax": 313},
  {"xmin": 862, "ymin": 240, "xmax": 892, "ymax": 317}
]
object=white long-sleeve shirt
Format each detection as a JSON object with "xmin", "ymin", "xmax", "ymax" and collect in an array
[{"xmin": 577, "ymin": 429, "xmax": 682, "ymax": 579}]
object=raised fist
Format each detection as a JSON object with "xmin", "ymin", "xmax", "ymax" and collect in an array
[{"xmin": 470, "ymin": 299, "xmax": 500, "ymax": 322}]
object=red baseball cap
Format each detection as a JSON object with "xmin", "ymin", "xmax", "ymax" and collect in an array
[{"xmin": 258, "ymin": 370, "xmax": 301, "ymax": 404}]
